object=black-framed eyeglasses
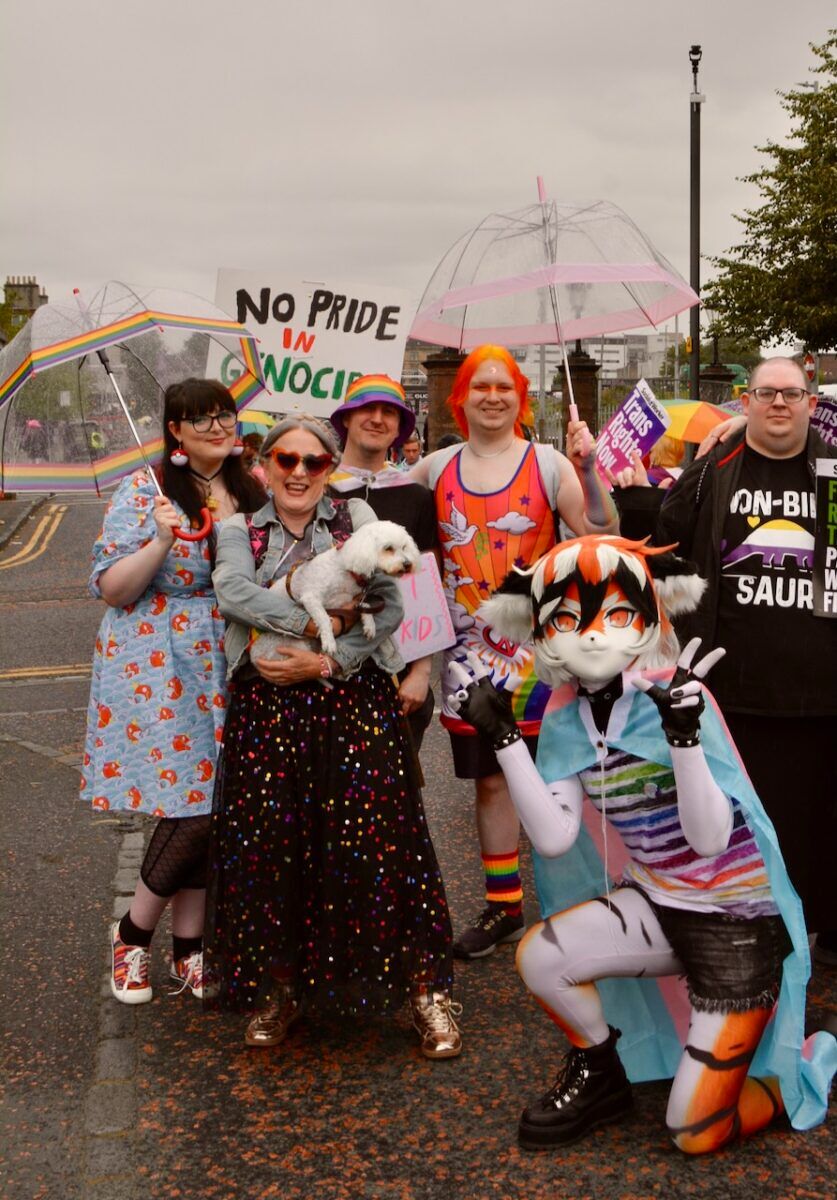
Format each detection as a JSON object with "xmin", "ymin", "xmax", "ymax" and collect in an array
[
  {"xmin": 188, "ymin": 410, "xmax": 238, "ymax": 432},
  {"xmin": 749, "ymin": 387, "xmax": 809, "ymax": 405},
  {"xmin": 269, "ymin": 449, "xmax": 335, "ymax": 476}
]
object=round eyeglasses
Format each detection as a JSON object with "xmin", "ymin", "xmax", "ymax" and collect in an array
[
  {"xmin": 749, "ymin": 387, "xmax": 809, "ymax": 405},
  {"xmin": 188, "ymin": 410, "xmax": 238, "ymax": 432}
]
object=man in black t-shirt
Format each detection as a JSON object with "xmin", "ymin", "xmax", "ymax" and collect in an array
[
  {"xmin": 329, "ymin": 378, "xmax": 438, "ymax": 752},
  {"xmin": 657, "ymin": 357, "xmax": 836, "ymax": 938}
]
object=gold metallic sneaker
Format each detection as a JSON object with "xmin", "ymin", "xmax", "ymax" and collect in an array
[
  {"xmin": 411, "ymin": 990, "xmax": 463, "ymax": 1059},
  {"xmin": 244, "ymin": 993, "xmax": 303, "ymax": 1047}
]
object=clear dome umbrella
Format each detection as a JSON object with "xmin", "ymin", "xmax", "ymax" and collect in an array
[{"xmin": 411, "ymin": 181, "xmax": 699, "ymax": 425}]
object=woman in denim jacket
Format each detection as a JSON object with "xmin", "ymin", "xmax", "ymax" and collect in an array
[{"xmin": 204, "ymin": 414, "xmax": 460, "ymax": 1058}]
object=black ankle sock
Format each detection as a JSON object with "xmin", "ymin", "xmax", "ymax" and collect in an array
[
  {"xmin": 172, "ymin": 935, "xmax": 203, "ymax": 962},
  {"xmin": 119, "ymin": 912, "xmax": 154, "ymax": 948}
]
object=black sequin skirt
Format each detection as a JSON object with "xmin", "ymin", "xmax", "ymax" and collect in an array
[{"xmin": 204, "ymin": 666, "xmax": 453, "ymax": 1014}]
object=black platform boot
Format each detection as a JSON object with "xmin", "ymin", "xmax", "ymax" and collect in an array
[{"xmin": 518, "ymin": 1026, "xmax": 633, "ymax": 1149}]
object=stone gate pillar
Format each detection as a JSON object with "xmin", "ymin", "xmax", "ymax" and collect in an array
[
  {"xmin": 559, "ymin": 341, "xmax": 600, "ymax": 434},
  {"xmin": 423, "ymin": 347, "xmax": 466, "ymax": 450}
]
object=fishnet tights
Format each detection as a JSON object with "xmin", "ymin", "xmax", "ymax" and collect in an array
[{"xmin": 139, "ymin": 814, "xmax": 211, "ymax": 897}]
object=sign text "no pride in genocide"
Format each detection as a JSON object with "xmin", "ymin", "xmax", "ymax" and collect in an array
[{"xmin": 215, "ymin": 270, "xmax": 412, "ymax": 418}]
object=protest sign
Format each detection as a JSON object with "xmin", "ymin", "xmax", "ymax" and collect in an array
[
  {"xmin": 813, "ymin": 457, "xmax": 837, "ymax": 617},
  {"xmin": 812, "ymin": 395, "xmax": 837, "ymax": 447},
  {"xmin": 595, "ymin": 379, "xmax": 670, "ymax": 482},
  {"xmin": 215, "ymin": 270, "xmax": 412, "ymax": 418},
  {"xmin": 396, "ymin": 552, "xmax": 456, "ymax": 663}
]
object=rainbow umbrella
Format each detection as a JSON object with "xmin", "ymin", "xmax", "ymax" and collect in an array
[
  {"xmin": 660, "ymin": 400, "xmax": 731, "ymax": 444},
  {"xmin": 0, "ymin": 281, "xmax": 268, "ymax": 505},
  {"xmin": 238, "ymin": 409, "xmax": 275, "ymax": 433}
]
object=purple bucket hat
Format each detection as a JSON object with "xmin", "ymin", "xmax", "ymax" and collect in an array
[{"xmin": 330, "ymin": 374, "xmax": 416, "ymax": 448}]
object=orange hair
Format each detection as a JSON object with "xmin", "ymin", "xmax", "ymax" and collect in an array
[{"xmin": 447, "ymin": 345, "xmax": 534, "ymax": 437}]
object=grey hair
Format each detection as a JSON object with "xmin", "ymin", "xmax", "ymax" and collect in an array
[{"xmin": 261, "ymin": 413, "xmax": 342, "ymax": 464}]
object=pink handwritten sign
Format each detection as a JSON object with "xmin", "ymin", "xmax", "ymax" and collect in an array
[{"xmin": 396, "ymin": 553, "xmax": 456, "ymax": 663}]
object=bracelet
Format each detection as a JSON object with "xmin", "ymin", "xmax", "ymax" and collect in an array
[{"xmin": 318, "ymin": 654, "xmax": 332, "ymax": 679}]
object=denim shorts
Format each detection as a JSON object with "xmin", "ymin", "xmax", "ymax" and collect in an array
[{"xmin": 642, "ymin": 892, "xmax": 792, "ymax": 1013}]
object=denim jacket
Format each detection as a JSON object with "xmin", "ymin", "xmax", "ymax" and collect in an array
[{"xmin": 213, "ymin": 493, "xmax": 405, "ymax": 681}]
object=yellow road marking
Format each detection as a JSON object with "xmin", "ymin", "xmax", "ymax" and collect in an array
[
  {"xmin": 0, "ymin": 663, "xmax": 91, "ymax": 681},
  {"xmin": 0, "ymin": 504, "xmax": 67, "ymax": 570}
]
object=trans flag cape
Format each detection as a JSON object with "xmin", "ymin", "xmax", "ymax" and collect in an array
[{"xmin": 533, "ymin": 668, "xmax": 836, "ymax": 1130}]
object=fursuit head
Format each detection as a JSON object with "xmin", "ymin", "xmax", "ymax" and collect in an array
[{"xmin": 255, "ymin": 520, "xmax": 420, "ymax": 660}]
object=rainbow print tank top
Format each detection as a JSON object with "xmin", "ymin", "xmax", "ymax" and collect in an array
[{"xmin": 436, "ymin": 444, "xmax": 556, "ymax": 735}]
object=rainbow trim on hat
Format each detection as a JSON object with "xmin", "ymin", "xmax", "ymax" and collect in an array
[{"xmin": 344, "ymin": 374, "xmax": 406, "ymax": 406}]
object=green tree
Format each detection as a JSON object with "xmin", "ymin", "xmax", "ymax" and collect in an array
[
  {"xmin": 0, "ymin": 293, "xmax": 17, "ymax": 343},
  {"xmin": 660, "ymin": 336, "xmax": 761, "ymax": 376},
  {"xmin": 703, "ymin": 32, "xmax": 837, "ymax": 352}
]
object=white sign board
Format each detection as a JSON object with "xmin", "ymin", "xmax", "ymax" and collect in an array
[
  {"xmin": 396, "ymin": 553, "xmax": 456, "ymax": 663},
  {"xmin": 215, "ymin": 269, "xmax": 413, "ymax": 418}
]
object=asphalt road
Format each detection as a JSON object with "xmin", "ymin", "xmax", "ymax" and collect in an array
[{"xmin": 0, "ymin": 495, "xmax": 834, "ymax": 1200}]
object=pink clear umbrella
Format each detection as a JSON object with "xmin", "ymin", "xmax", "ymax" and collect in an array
[{"xmin": 411, "ymin": 181, "xmax": 699, "ymax": 427}]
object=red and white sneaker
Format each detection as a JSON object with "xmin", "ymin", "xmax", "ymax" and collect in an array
[
  {"xmin": 169, "ymin": 950, "xmax": 205, "ymax": 999},
  {"xmin": 109, "ymin": 921, "xmax": 152, "ymax": 1005}
]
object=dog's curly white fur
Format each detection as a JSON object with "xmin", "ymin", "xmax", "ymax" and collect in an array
[{"xmin": 257, "ymin": 520, "xmax": 420, "ymax": 660}]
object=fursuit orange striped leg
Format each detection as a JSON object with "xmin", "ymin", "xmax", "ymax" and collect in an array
[{"xmin": 666, "ymin": 1007, "xmax": 783, "ymax": 1155}]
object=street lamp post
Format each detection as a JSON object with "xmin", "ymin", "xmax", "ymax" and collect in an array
[{"xmin": 689, "ymin": 45, "xmax": 704, "ymax": 402}]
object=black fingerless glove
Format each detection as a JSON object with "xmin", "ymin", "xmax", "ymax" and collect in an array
[
  {"xmin": 660, "ymin": 702, "xmax": 703, "ymax": 748},
  {"xmin": 458, "ymin": 676, "xmax": 521, "ymax": 750},
  {"xmin": 642, "ymin": 667, "xmax": 704, "ymax": 748}
]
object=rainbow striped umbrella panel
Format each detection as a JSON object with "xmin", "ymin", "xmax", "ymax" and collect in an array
[{"xmin": 0, "ymin": 281, "xmax": 267, "ymax": 493}]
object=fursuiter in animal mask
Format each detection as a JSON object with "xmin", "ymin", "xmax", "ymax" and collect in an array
[{"xmin": 446, "ymin": 535, "xmax": 834, "ymax": 1155}]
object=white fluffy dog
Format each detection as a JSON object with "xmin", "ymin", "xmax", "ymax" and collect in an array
[{"xmin": 254, "ymin": 520, "xmax": 420, "ymax": 660}]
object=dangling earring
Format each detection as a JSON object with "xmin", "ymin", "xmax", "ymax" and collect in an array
[
  {"xmin": 170, "ymin": 442, "xmax": 188, "ymax": 467},
  {"xmin": 229, "ymin": 438, "xmax": 244, "ymax": 457}
]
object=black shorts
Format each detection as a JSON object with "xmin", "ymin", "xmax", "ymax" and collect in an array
[
  {"xmin": 448, "ymin": 729, "xmax": 539, "ymax": 781},
  {"xmin": 642, "ymin": 892, "xmax": 792, "ymax": 1013}
]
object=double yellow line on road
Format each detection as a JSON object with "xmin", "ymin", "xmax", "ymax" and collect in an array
[
  {"xmin": 0, "ymin": 503, "xmax": 67, "ymax": 570},
  {"xmin": 0, "ymin": 663, "xmax": 91, "ymax": 682}
]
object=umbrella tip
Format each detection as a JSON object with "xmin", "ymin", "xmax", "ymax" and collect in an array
[{"xmin": 537, "ymin": 176, "xmax": 547, "ymax": 202}]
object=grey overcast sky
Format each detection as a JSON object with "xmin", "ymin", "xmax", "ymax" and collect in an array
[{"xmin": 1, "ymin": 1, "xmax": 833, "ymax": 335}]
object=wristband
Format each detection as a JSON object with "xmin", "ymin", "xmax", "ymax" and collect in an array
[
  {"xmin": 665, "ymin": 730, "xmax": 700, "ymax": 748},
  {"xmin": 318, "ymin": 654, "xmax": 333, "ymax": 679},
  {"xmin": 493, "ymin": 727, "xmax": 522, "ymax": 751}
]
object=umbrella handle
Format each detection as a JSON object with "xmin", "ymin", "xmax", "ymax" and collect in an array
[
  {"xmin": 173, "ymin": 506, "xmax": 213, "ymax": 542},
  {"xmin": 568, "ymin": 402, "xmax": 593, "ymax": 456}
]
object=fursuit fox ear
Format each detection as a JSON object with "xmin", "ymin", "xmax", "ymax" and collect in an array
[
  {"xmin": 647, "ymin": 552, "xmax": 706, "ymax": 616},
  {"xmin": 477, "ymin": 567, "xmax": 535, "ymax": 645}
]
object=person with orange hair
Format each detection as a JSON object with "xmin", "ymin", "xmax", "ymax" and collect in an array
[
  {"xmin": 445, "ymin": 535, "xmax": 832, "ymax": 1152},
  {"xmin": 410, "ymin": 345, "xmax": 618, "ymax": 958}
]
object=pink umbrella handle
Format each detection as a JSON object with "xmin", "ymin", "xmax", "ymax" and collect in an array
[
  {"xmin": 173, "ymin": 507, "xmax": 213, "ymax": 542},
  {"xmin": 568, "ymin": 403, "xmax": 593, "ymax": 456}
]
